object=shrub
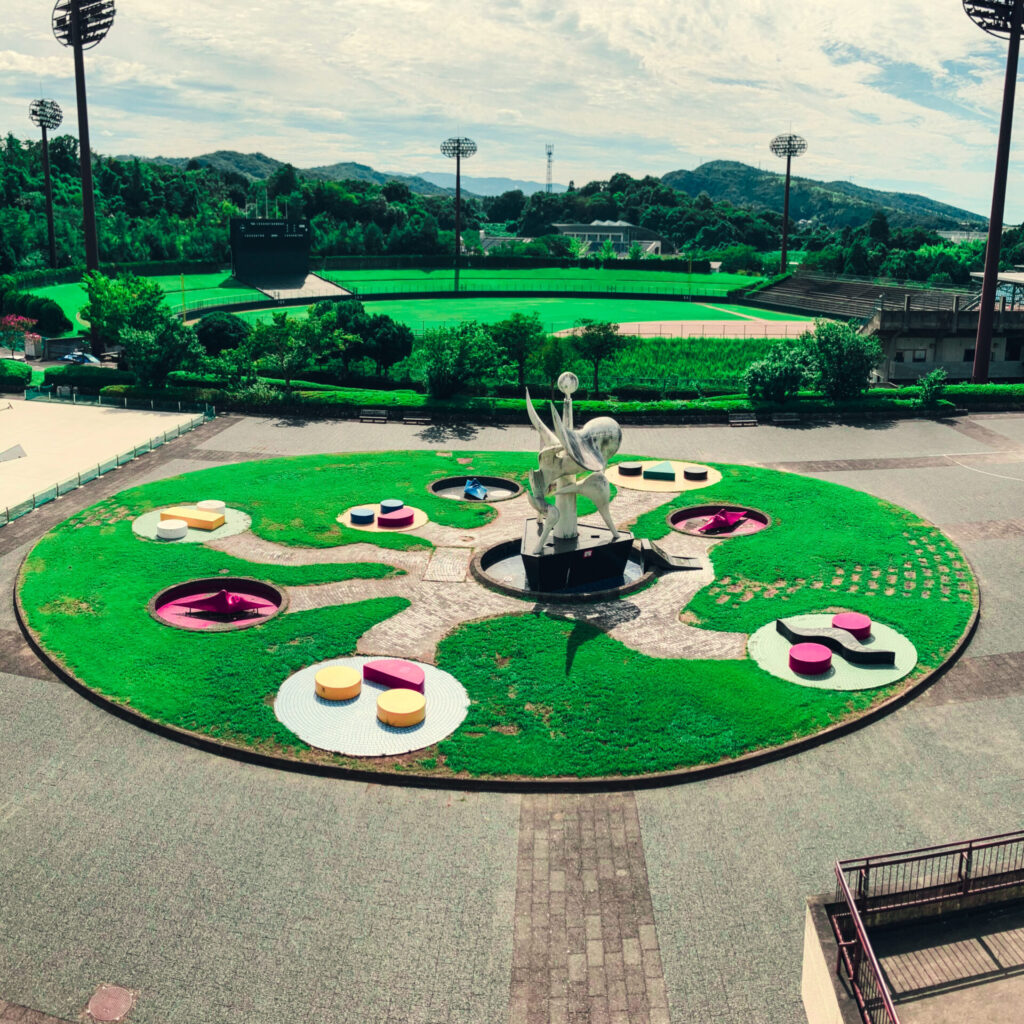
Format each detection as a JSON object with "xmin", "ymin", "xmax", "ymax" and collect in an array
[
  {"xmin": 0, "ymin": 358, "xmax": 31, "ymax": 392},
  {"xmin": 43, "ymin": 364, "xmax": 136, "ymax": 393},
  {"xmin": 742, "ymin": 343, "xmax": 809, "ymax": 405},
  {"xmin": 195, "ymin": 311, "xmax": 251, "ymax": 355},
  {"xmin": 917, "ymin": 368, "xmax": 948, "ymax": 407},
  {"xmin": 0, "ymin": 291, "xmax": 71, "ymax": 335},
  {"xmin": 802, "ymin": 319, "xmax": 882, "ymax": 402}
]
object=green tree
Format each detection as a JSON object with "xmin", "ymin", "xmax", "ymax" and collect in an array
[
  {"xmin": 120, "ymin": 318, "xmax": 203, "ymax": 387},
  {"xmin": 535, "ymin": 334, "xmax": 569, "ymax": 399},
  {"xmin": 81, "ymin": 271, "xmax": 168, "ymax": 356},
  {"xmin": 916, "ymin": 367, "xmax": 948, "ymax": 407},
  {"xmin": 627, "ymin": 240, "xmax": 644, "ymax": 261},
  {"xmin": 415, "ymin": 321, "xmax": 499, "ymax": 398},
  {"xmin": 597, "ymin": 238, "xmax": 618, "ymax": 261},
  {"xmin": 802, "ymin": 319, "xmax": 882, "ymax": 402},
  {"xmin": 361, "ymin": 314, "xmax": 413, "ymax": 376},
  {"xmin": 571, "ymin": 319, "xmax": 629, "ymax": 395},
  {"xmin": 250, "ymin": 312, "xmax": 311, "ymax": 387},
  {"xmin": 487, "ymin": 312, "xmax": 547, "ymax": 391}
]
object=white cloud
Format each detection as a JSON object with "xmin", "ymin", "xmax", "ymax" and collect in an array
[{"xmin": 1, "ymin": 1, "xmax": 1022, "ymax": 218}]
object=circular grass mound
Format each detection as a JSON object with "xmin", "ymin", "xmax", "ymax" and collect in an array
[{"xmin": 16, "ymin": 450, "xmax": 977, "ymax": 782}]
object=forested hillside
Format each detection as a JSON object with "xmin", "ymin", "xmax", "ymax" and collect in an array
[
  {"xmin": 0, "ymin": 133, "xmax": 1013, "ymax": 286},
  {"xmin": 663, "ymin": 161, "xmax": 986, "ymax": 230}
]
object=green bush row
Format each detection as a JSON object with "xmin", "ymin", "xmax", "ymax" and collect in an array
[
  {"xmin": 0, "ymin": 278, "xmax": 74, "ymax": 335},
  {"xmin": 0, "ymin": 358, "xmax": 31, "ymax": 392},
  {"xmin": 43, "ymin": 364, "xmax": 137, "ymax": 393}
]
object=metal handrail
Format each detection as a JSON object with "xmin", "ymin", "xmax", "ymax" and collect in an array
[{"xmin": 833, "ymin": 866, "xmax": 901, "ymax": 1024}]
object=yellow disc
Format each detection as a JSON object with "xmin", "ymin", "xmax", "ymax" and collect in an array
[
  {"xmin": 376, "ymin": 689, "xmax": 426, "ymax": 728},
  {"xmin": 315, "ymin": 665, "xmax": 362, "ymax": 701}
]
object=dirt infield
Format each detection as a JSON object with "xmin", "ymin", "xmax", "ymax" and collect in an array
[{"xmin": 553, "ymin": 319, "xmax": 812, "ymax": 339}]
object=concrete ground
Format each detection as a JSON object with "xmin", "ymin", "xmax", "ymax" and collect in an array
[
  {"xmin": 3, "ymin": 410, "xmax": 1024, "ymax": 1024},
  {"xmin": 0, "ymin": 399, "xmax": 201, "ymax": 511}
]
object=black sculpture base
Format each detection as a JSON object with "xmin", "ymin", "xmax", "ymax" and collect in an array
[{"xmin": 520, "ymin": 519, "xmax": 635, "ymax": 591}]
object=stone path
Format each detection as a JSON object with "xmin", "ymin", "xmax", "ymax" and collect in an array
[
  {"xmin": 215, "ymin": 486, "xmax": 747, "ymax": 664},
  {"xmin": 9, "ymin": 412, "xmax": 1024, "ymax": 1024}
]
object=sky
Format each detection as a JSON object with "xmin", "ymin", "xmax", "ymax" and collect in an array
[{"xmin": 2, "ymin": 1, "xmax": 1024, "ymax": 219}]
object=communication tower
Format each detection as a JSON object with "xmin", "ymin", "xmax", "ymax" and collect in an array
[{"xmin": 545, "ymin": 144, "xmax": 554, "ymax": 193}]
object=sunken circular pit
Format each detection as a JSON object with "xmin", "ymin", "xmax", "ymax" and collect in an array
[
  {"xmin": 149, "ymin": 576, "xmax": 286, "ymax": 632},
  {"xmin": 429, "ymin": 475, "xmax": 523, "ymax": 502},
  {"xmin": 471, "ymin": 538, "xmax": 653, "ymax": 603},
  {"xmin": 668, "ymin": 503, "xmax": 771, "ymax": 538}
]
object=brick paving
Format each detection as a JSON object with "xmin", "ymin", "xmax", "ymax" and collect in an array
[{"xmin": 512, "ymin": 794, "xmax": 669, "ymax": 1024}]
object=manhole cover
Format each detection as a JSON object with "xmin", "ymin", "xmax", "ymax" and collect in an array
[{"xmin": 87, "ymin": 985, "xmax": 134, "ymax": 1022}]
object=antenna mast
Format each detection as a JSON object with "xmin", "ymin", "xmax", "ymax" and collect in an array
[{"xmin": 545, "ymin": 143, "xmax": 554, "ymax": 193}]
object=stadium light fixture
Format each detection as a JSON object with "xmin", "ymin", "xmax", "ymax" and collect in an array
[
  {"xmin": 769, "ymin": 133, "xmax": 807, "ymax": 274},
  {"xmin": 29, "ymin": 99, "xmax": 63, "ymax": 269},
  {"xmin": 51, "ymin": 0, "xmax": 116, "ymax": 275},
  {"xmin": 965, "ymin": 0, "xmax": 1024, "ymax": 383},
  {"xmin": 441, "ymin": 136, "xmax": 477, "ymax": 294}
]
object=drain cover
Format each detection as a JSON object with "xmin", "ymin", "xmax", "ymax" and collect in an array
[{"xmin": 87, "ymin": 985, "xmax": 134, "ymax": 1022}]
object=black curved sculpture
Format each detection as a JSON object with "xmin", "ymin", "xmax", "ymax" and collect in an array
[{"xmin": 775, "ymin": 618, "xmax": 895, "ymax": 666}]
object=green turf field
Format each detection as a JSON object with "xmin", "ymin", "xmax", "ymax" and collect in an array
[
  {"xmin": 321, "ymin": 266, "xmax": 761, "ymax": 297},
  {"xmin": 32, "ymin": 274, "xmax": 263, "ymax": 322},
  {"xmin": 234, "ymin": 296, "xmax": 809, "ymax": 333}
]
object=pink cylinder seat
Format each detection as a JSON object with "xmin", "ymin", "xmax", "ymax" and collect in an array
[
  {"xmin": 832, "ymin": 612, "xmax": 871, "ymax": 640},
  {"xmin": 789, "ymin": 642, "xmax": 832, "ymax": 675},
  {"xmin": 377, "ymin": 508, "xmax": 415, "ymax": 528},
  {"xmin": 363, "ymin": 658, "xmax": 426, "ymax": 694}
]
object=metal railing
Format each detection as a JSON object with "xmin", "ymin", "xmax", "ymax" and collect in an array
[
  {"xmin": 831, "ymin": 868, "xmax": 901, "ymax": 1024},
  {"xmin": 831, "ymin": 829, "xmax": 1024, "ymax": 1024},
  {"xmin": 0, "ymin": 408, "xmax": 214, "ymax": 529}
]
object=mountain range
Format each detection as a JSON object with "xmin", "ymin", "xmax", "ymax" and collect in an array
[
  {"xmin": 662, "ymin": 161, "xmax": 986, "ymax": 230},
  {"xmin": 131, "ymin": 150, "xmax": 986, "ymax": 229}
]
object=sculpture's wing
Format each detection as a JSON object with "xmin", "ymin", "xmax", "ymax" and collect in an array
[
  {"xmin": 550, "ymin": 401, "xmax": 603, "ymax": 472},
  {"xmin": 525, "ymin": 388, "xmax": 560, "ymax": 450}
]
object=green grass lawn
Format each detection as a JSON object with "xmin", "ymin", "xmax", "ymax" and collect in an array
[
  {"xmin": 20, "ymin": 451, "xmax": 975, "ymax": 779},
  {"xmin": 321, "ymin": 267, "xmax": 762, "ymax": 297},
  {"xmin": 31, "ymin": 273, "xmax": 263, "ymax": 323}
]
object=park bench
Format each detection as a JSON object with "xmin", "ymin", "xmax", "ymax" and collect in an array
[
  {"xmin": 359, "ymin": 407, "xmax": 388, "ymax": 424},
  {"xmin": 770, "ymin": 411, "xmax": 801, "ymax": 425},
  {"xmin": 728, "ymin": 411, "xmax": 757, "ymax": 427},
  {"xmin": 402, "ymin": 412, "xmax": 432, "ymax": 426}
]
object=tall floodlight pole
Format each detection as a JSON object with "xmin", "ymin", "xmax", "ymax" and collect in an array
[
  {"xmin": 769, "ymin": 133, "xmax": 807, "ymax": 274},
  {"xmin": 29, "ymin": 99, "xmax": 64, "ymax": 269},
  {"xmin": 441, "ymin": 136, "xmax": 476, "ymax": 294},
  {"xmin": 965, "ymin": 0, "xmax": 1023, "ymax": 383},
  {"xmin": 51, "ymin": 0, "xmax": 116, "ymax": 273}
]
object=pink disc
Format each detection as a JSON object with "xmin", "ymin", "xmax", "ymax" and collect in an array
[
  {"xmin": 364, "ymin": 658, "xmax": 426, "ymax": 693},
  {"xmin": 789, "ymin": 642, "xmax": 832, "ymax": 675},
  {"xmin": 832, "ymin": 612, "xmax": 871, "ymax": 640},
  {"xmin": 377, "ymin": 508, "xmax": 415, "ymax": 528}
]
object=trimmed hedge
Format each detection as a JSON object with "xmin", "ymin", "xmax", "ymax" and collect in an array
[
  {"xmin": 0, "ymin": 358, "xmax": 31, "ymax": 392},
  {"xmin": 43, "ymin": 364, "xmax": 136, "ymax": 393},
  {"xmin": 0, "ymin": 285, "xmax": 73, "ymax": 335},
  {"xmin": 100, "ymin": 384, "xmax": 227, "ymax": 403}
]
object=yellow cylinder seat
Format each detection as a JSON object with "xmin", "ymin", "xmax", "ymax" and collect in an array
[
  {"xmin": 315, "ymin": 665, "xmax": 362, "ymax": 701},
  {"xmin": 377, "ymin": 688, "xmax": 426, "ymax": 728}
]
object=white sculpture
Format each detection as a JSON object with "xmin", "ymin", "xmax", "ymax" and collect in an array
[{"xmin": 524, "ymin": 372, "xmax": 622, "ymax": 555}]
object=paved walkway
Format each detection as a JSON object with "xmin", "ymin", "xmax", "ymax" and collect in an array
[{"xmin": 4, "ymin": 411, "xmax": 1024, "ymax": 1023}]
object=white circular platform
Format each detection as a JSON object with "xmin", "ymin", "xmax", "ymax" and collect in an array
[
  {"xmin": 274, "ymin": 656, "xmax": 470, "ymax": 756},
  {"xmin": 132, "ymin": 507, "xmax": 252, "ymax": 543},
  {"xmin": 748, "ymin": 613, "xmax": 918, "ymax": 690}
]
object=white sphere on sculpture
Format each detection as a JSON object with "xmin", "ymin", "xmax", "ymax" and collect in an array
[{"xmin": 557, "ymin": 372, "xmax": 579, "ymax": 396}]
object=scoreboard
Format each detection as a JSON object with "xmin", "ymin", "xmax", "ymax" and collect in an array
[{"xmin": 230, "ymin": 218, "xmax": 310, "ymax": 282}]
